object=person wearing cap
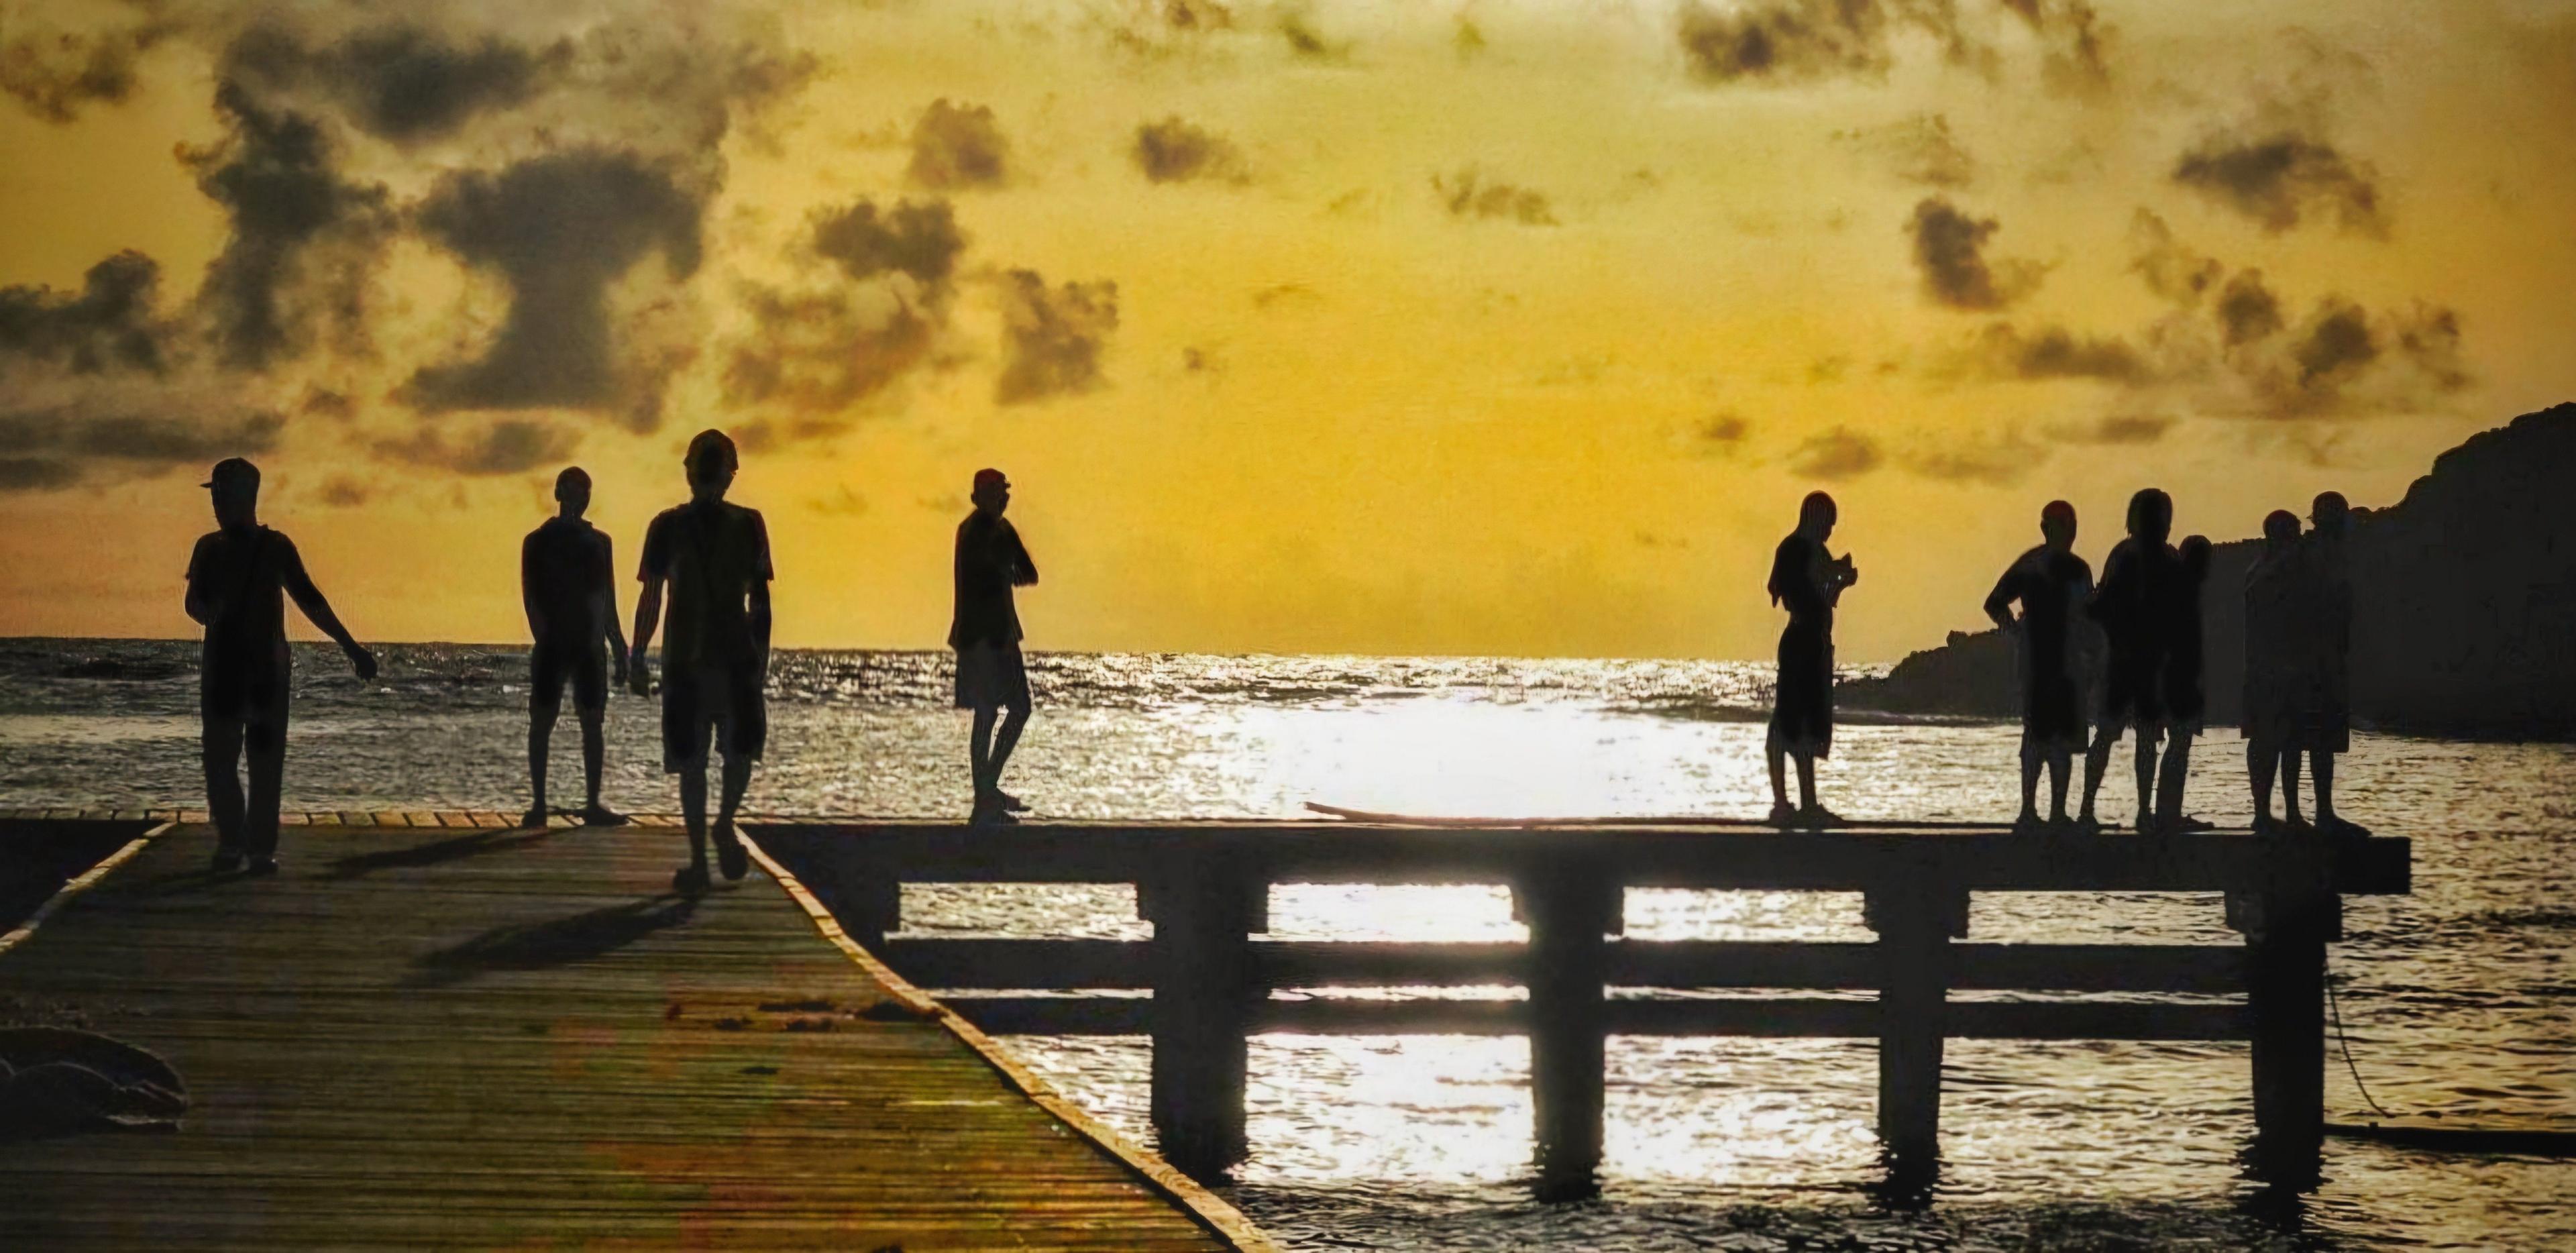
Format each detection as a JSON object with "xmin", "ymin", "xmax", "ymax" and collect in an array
[
  {"xmin": 629, "ymin": 431, "xmax": 772, "ymax": 893},
  {"xmin": 1983, "ymin": 500, "xmax": 2095, "ymax": 831},
  {"xmin": 521, "ymin": 466, "xmax": 629, "ymax": 829},
  {"xmin": 2243, "ymin": 509, "xmax": 2311, "ymax": 834},
  {"xmin": 950, "ymin": 468, "xmax": 1038, "ymax": 822},
  {"xmin": 184, "ymin": 457, "xmax": 379, "ymax": 875},
  {"xmin": 2301, "ymin": 491, "xmax": 2363, "ymax": 837},
  {"xmin": 2078, "ymin": 487, "xmax": 2181, "ymax": 832},
  {"xmin": 1764, "ymin": 490, "xmax": 1856, "ymax": 826}
]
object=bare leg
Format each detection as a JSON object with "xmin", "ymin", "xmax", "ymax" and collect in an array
[
  {"xmin": 2079, "ymin": 724, "xmax": 2120, "ymax": 822},
  {"xmin": 716, "ymin": 754, "xmax": 751, "ymax": 843},
  {"xmin": 1794, "ymin": 753, "xmax": 1819, "ymax": 813},
  {"xmin": 2311, "ymin": 751, "xmax": 2337, "ymax": 828},
  {"xmin": 2131, "ymin": 734, "xmax": 2159, "ymax": 830},
  {"xmin": 527, "ymin": 699, "xmax": 557, "ymax": 818},
  {"xmin": 2017, "ymin": 745, "xmax": 2042, "ymax": 823},
  {"xmin": 2249, "ymin": 739, "xmax": 2277, "ymax": 827},
  {"xmin": 2045, "ymin": 753, "xmax": 2072, "ymax": 822},
  {"xmin": 2156, "ymin": 729, "xmax": 2194, "ymax": 828},
  {"xmin": 201, "ymin": 716, "xmax": 246, "ymax": 854},
  {"xmin": 578, "ymin": 705, "xmax": 606, "ymax": 810},
  {"xmin": 987, "ymin": 705, "xmax": 1030, "ymax": 795},
  {"xmin": 244, "ymin": 716, "xmax": 285, "ymax": 861},
  {"xmin": 679, "ymin": 767, "xmax": 710, "ymax": 868},
  {"xmin": 969, "ymin": 706, "xmax": 999, "ymax": 801},
  {"xmin": 1766, "ymin": 741, "xmax": 1790, "ymax": 814}
]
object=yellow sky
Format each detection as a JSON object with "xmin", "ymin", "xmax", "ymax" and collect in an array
[{"xmin": 2, "ymin": 0, "xmax": 2572, "ymax": 659}]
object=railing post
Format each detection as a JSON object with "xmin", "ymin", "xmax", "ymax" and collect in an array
[
  {"xmin": 1865, "ymin": 881, "xmax": 1964, "ymax": 1168},
  {"xmin": 1142, "ymin": 851, "xmax": 1262, "ymax": 1176},
  {"xmin": 1518, "ymin": 863, "xmax": 1618, "ymax": 1193},
  {"xmin": 2235, "ymin": 840, "xmax": 2340, "ymax": 1181}
]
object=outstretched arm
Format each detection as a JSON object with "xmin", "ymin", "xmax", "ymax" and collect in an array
[
  {"xmin": 1983, "ymin": 565, "xmax": 2019, "ymax": 631},
  {"xmin": 629, "ymin": 575, "xmax": 663, "ymax": 696},
  {"xmin": 282, "ymin": 545, "xmax": 378, "ymax": 680}
]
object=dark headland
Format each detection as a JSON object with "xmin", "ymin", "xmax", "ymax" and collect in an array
[{"xmin": 1840, "ymin": 402, "xmax": 2576, "ymax": 741}]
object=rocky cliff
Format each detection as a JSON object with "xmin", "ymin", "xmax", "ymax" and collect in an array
[{"xmin": 1839, "ymin": 403, "xmax": 2576, "ymax": 739}]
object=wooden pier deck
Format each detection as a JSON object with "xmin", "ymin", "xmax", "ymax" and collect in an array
[{"xmin": 0, "ymin": 815, "xmax": 1269, "ymax": 1251}]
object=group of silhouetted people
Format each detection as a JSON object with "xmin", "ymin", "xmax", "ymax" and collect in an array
[
  {"xmin": 185, "ymin": 432, "xmax": 1043, "ymax": 893},
  {"xmin": 184, "ymin": 443, "xmax": 2366, "ymax": 889},
  {"xmin": 1766, "ymin": 488, "xmax": 2363, "ymax": 836}
]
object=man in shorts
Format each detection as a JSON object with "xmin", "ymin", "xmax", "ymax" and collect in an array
[
  {"xmin": 2243, "ymin": 510, "xmax": 2310, "ymax": 834},
  {"xmin": 2302, "ymin": 491, "xmax": 2363, "ymax": 837},
  {"xmin": 1765, "ymin": 490, "xmax": 1857, "ymax": 826},
  {"xmin": 521, "ymin": 467, "xmax": 628, "ymax": 828},
  {"xmin": 1983, "ymin": 500, "xmax": 2094, "ymax": 830},
  {"xmin": 951, "ymin": 468, "xmax": 1038, "ymax": 823},
  {"xmin": 2154, "ymin": 534, "xmax": 2214, "ymax": 832},
  {"xmin": 2078, "ymin": 488, "xmax": 2180, "ymax": 832},
  {"xmin": 629, "ymin": 431, "xmax": 772, "ymax": 893},
  {"xmin": 184, "ymin": 457, "xmax": 378, "ymax": 875}
]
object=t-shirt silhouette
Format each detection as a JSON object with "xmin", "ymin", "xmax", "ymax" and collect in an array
[
  {"xmin": 185, "ymin": 525, "xmax": 312, "ymax": 712},
  {"xmin": 949, "ymin": 512, "xmax": 1035, "ymax": 650},
  {"xmin": 1767, "ymin": 535, "xmax": 1835, "ymax": 632},
  {"xmin": 639, "ymin": 500, "xmax": 772, "ymax": 671},
  {"xmin": 2090, "ymin": 537, "xmax": 2182, "ymax": 657},
  {"xmin": 1986, "ymin": 545, "xmax": 2095, "ymax": 686},
  {"xmin": 523, "ymin": 516, "xmax": 612, "ymax": 650}
]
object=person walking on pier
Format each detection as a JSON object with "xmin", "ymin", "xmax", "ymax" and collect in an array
[
  {"xmin": 951, "ymin": 468, "xmax": 1038, "ymax": 824},
  {"xmin": 1984, "ymin": 500, "xmax": 2094, "ymax": 831},
  {"xmin": 184, "ymin": 457, "xmax": 378, "ymax": 875},
  {"xmin": 629, "ymin": 431, "xmax": 772, "ymax": 893},
  {"xmin": 2302, "ymin": 491, "xmax": 2363, "ymax": 838},
  {"xmin": 2244, "ymin": 510, "xmax": 2310, "ymax": 834},
  {"xmin": 2077, "ymin": 488, "xmax": 2178, "ymax": 832},
  {"xmin": 1766, "ymin": 490, "xmax": 1856, "ymax": 826},
  {"xmin": 521, "ymin": 468, "xmax": 629, "ymax": 829},
  {"xmin": 2153, "ymin": 534, "xmax": 2214, "ymax": 832}
]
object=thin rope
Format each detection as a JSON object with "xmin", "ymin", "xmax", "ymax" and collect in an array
[{"xmin": 2325, "ymin": 954, "xmax": 2398, "ymax": 1121}]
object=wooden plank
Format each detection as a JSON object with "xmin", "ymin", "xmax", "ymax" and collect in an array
[
  {"xmin": 470, "ymin": 812, "xmax": 511, "ymax": 828},
  {"xmin": 372, "ymin": 811, "xmax": 411, "ymax": 828},
  {"xmin": 433, "ymin": 812, "xmax": 474, "ymax": 828},
  {"xmin": 0, "ymin": 824, "xmax": 1256, "ymax": 1251},
  {"xmin": 940, "ymin": 995, "xmax": 2253, "ymax": 1041}
]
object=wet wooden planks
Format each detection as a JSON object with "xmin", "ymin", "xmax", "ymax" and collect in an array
[{"xmin": 0, "ymin": 821, "xmax": 1253, "ymax": 1251}]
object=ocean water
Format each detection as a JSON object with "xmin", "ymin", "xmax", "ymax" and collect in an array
[{"xmin": 2, "ymin": 639, "xmax": 2570, "ymax": 1250}]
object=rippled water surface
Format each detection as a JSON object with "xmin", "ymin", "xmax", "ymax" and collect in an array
[{"xmin": 3, "ymin": 641, "xmax": 2569, "ymax": 1250}]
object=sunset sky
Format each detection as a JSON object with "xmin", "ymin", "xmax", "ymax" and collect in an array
[{"xmin": 3, "ymin": 0, "xmax": 2571, "ymax": 659}]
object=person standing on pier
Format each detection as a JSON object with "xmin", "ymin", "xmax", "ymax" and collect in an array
[
  {"xmin": 951, "ymin": 468, "xmax": 1038, "ymax": 824},
  {"xmin": 2077, "ymin": 488, "xmax": 2178, "ymax": 832},
  {"xmin": 1983, "ymin": 500, "xmax": 2094, "ymax": 830},
  {"xmin": 629, "ymin": 431, "xmax": 772, "ymax": 893},
  {"xmin": 2153, "ymin": 534, "xmax": 2214, "ymax": 832},
  {"xmin": 1766, "ymin": 490, "xmax": 1857, "ymax": 826},
  {"xmin": 184, "ymin": 457, "xmax": 378, "ymax": 875},
  {"xmin": 2243, "ymin": 510, "xmax": 2310, "ymax": 834},
  {"xmin": 521, "ymin": 467, "xmax": 628, "ymax": 829},
  {"xmin": 2302, "ymin": 491, "xmax": 2363, "ymax": 837}
]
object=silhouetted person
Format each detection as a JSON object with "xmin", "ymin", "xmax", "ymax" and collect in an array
[
  {"xmin": 1766, "ymin": 490, "xmax": 1856, "ymax": 825},
  {"xmin": 629, "ymin": 431, "xmax": 772, "ymax": 893},
  {"xmin": 1984, "ymin": 500, "xmax": 2094, "ymax": 830},
  {"xmin": 2303, "ymin": 491, "xmax": 2362, "ymax": 837},
  {"xmin": 951, "ymin": 468, "xmax": 1038, "ymax": 823},
  {"xmin": 2243, "ymin": 510, "xmax": 2309, "ymax": 834},
  {"xmin": 522, "ymin": 467, "xmax": 629, "ymax": 828},
  {"xmin": 183, "ymin": 458, "xmax": 378, "ymax": 875},
  {"xmin": 2078, "ymin": 488, "xmax": 2178, "ymax": 832},
  {"xmin": 2155, "ymin": 534, "xmax": 2214, "ymax": 832}
]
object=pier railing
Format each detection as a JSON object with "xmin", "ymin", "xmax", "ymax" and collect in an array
[{"xmin": 749, "ymin": 820, "xmax": 2411, "ymax": 1181}]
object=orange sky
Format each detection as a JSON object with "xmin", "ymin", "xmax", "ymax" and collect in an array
[{"xmin": 3, "ymin": 0, "xmax": 2572, "ymax": 659}]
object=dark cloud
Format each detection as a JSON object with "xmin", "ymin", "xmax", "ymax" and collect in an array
[
  {"xmin": 2394, "ymin": 303, "xmax": 2469, "ymax": 392},
  {"xmin": 812, "ymin": 199, "xmax": 966, "ymax": 288},
  {"xmin": 0, "ymin": 406, "xmax": 282, "ymax": 490},
  {"xmin": 1695, "ymin": 413, "xmax": 1752, "ymax": 455},
  {"xmin": 186, "ymin": 79, "xmax": 394, "ymax": 371},
  {"xmin": 1904, "ymin": 431, "xmax": 2049, "ymax": 485},
  {"xmin": 2291, "ymin": 298, "xmax": 2375, "ymax": 390},
  {"xmin": 1277, "ymin": 9, "xmax": 1349, "ymax": 61},
  {"xmin": 1908, "ymin": 197, "xmax": 2042, "ymax": 311},
  {"xmin": 2047, "ymin": 414, "xmax": 2174, "ymax": 445},
  {"xmin": 1834, "ymin": 113, "xmax": 1975, "ymax": 188},
  {"xmin": 0, "ymin": 17, "xmax": 170, "ymax": 123},
  {"xmin": 2215, "ymin": 268, "xmax": 2284, "ymax": 346},
  {"xmin": 1971, "ymin": 322, "xmax": 2153, "ymax": 383},
  {"xmin": 2000, "ymin": 0, "xmax": 2113, "ymax": 94},
  {"xmin": 222, "ymin": 22, "xmax": 552, "ymax": 145},
  {"xmin": 2172, "ymin": 129, "xmax": 2387, "ymax": 236},
  {"xmin": 908, "ymin": 99, "xmax": 1009, "ymax": 191},
  {"xmin": 317, "ymin": 476, "xmax": 371, "ymax": 507},
  {"xmin": 376, "ymin": 418, "xmax": 580, "ymax": 476},
  {"xmin": 1134, "ymin": 117, "xmax": 1248, "ymax": 184},
  {"xmin": 0, "ymin": 251, "xmax": 171, "ymax": 375},
  {"xmin": 1677, "ymin": 0, "xmax": 1906, "ymax": 84},
  {"xmin": 2127, "ymin": 209, "xmax": 2222, "ymax": 305},
  {"xmin": 1788, "ymin": 427, "xmax": 1882, "ymax": 480},
  {"xmin": 1434, "ymin": 169, "xmax": 1557, "ymax": 225},
  {"xmin": 404, "ymin": 149, "xmax": 703, "ymax": 427},
  {"xmin": 996, "ymin": 269, "xmax": 1120, "ymax": 404}
]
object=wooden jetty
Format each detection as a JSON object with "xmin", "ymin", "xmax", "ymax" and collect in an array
[
  {"xmin": 0, "ymin": 813, "xmax": 1271, "ymax": 1251},
  {"xmin": 754, "ymin": 818, "xmax": 2412, "ymax": 1183}
]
